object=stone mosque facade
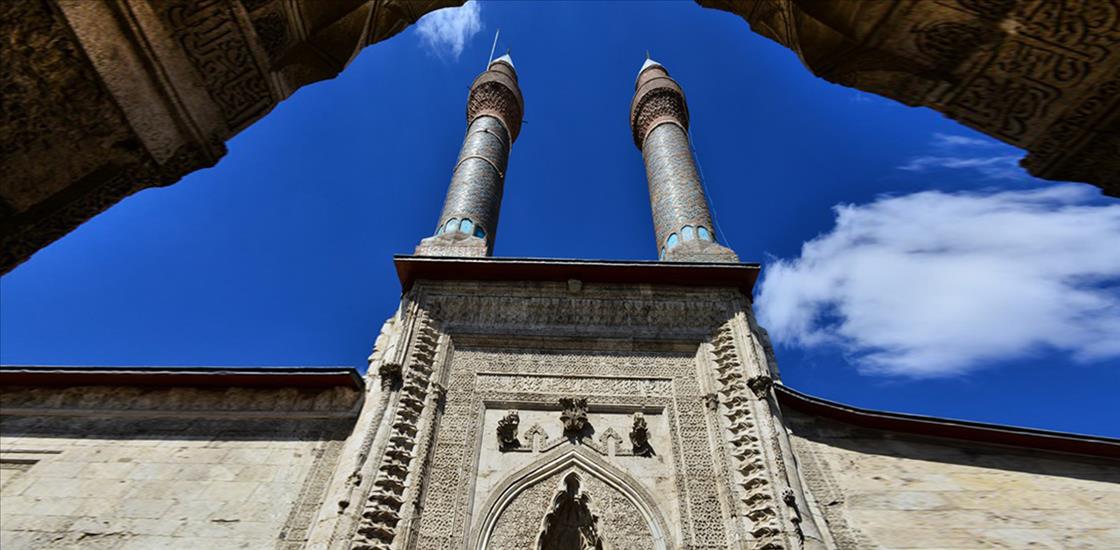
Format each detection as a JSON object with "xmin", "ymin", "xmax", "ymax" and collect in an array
[{"xmin": 2, "ymin": 53, "xmax": 1119, "ymax": 550}]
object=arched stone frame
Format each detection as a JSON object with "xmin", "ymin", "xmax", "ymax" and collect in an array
[{"xmin": 471, "ymin": 443, "xmax": 673, "ymax": 550}]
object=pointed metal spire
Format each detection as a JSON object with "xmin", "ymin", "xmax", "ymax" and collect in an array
[
  {"xmin": 637, "ymin": 56, "xmax": 664, "ymax": 84},
  {"xmin": 491, "ymin": 51, "xmax": 514, "ymax": 71}
]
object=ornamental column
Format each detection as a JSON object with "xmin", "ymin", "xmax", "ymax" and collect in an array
[
  {"xmin": 630, "ymin": 59, "xmax": 737, "ymax": 263},
  {"xmin": 416, "ymin": 54, "xmax": 523, "ymax": 257}
]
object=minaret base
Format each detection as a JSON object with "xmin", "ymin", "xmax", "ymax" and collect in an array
[
  {"xmin": 664, "ymin": 240, "xmax": 739, "ymax": 263},
  {"xmin": 414, "ymin": 233, "xmax": 489, "ymax": 257}
]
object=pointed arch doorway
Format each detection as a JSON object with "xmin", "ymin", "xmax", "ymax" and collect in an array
[{"xmin": 472, "ymin": 445, "xmax": 672, "ymax": 550}]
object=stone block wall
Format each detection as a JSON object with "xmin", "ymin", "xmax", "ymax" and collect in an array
[
  {"xmin": 786, "ymin": 408, "xmax": 1120, "ymax": 549},
  {"xmin": 0, "ymin": 384, "xmax": 360, "ymax": 550}
]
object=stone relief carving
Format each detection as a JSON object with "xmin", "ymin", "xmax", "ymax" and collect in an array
[
  {"xmin": 525, "ymin": 423, "xmax": 551, "ymax": 452},
  {"xmin": 559, "ymin": 397, "xmax": 591, "ymax": 439},
  {"xmin": 709, "ymin": 321, "xmax": 788, "ymax": 549},
  {"xmin": 357, "ymin": 284, "xmax": 824, "ymax": 549},
  {"xmin": 351, "ymin": 311, "xmax": 441, "ymax": 550},
  {"xmin": 160, "ymin": 0, "xmax": 273, "ymax": 130},
  {"xmin": 1, "ymin": 0, "xmax": 459, "ymax": 274},
  {"xmin": 597, "ymin": 427, "xmax": 623, "ymax": 457},
  {"xmin": 630, "ymin": 413, "xmax": 654, "ymax": 458},
  {"xmin": 483, "ymin": 462, "xmax": 659, "ymax": 550},
  {"xmin": 538, "ymin": 473, "xmax": 605, "ymax": 550},
  {"xmin": 497, "ymin": 410, "xmax": 521, "ymax": 451},
  {"xmin": 412, "ymin": 343, "xmax": 730, "ymax": 548},
  {"xmin": 424, "ymin": 288, "xmax": 738, "ymax": 338},
  {"xmin": 698, "ymin": 0, "xmax": 1120, "ymax": 194}
]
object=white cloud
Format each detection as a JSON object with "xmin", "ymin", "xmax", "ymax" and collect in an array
[
  {"xmin": 899, "ymin": 133, "xmax": 1033, "ymax": 180},
  {"xmin": 757, "ymin": 185, "xmax": 1120, "ymax": 378},
  {"xmin": 415, "ymin": 1, "xmax": 482, "ymax": 61},
  {"xmin": 898, "ymin": 155, "xmax": 1025, "ymax": 180},
  {"xmin": 929, "ymin": 133, "xmax": 1002, "ymax": 149}
]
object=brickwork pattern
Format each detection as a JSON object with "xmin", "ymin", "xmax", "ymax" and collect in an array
[
  {"xmin": 435, "ymin": 115, "xmax": 510, "ymax": 242},
  {"xmin": 642, "ymin": 123, "xmax": 716, "ymax": 249}
]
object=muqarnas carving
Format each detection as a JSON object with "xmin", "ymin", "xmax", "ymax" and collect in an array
[
  {"xmin": 538, "ymin": 473, "xmax": 604, "ymax": 550},
  {"xmin": 559, "ymin": 397, "xmax": 590, "ymax": 439},
  {"xmin": 496, "ymin": 410, "xmax": 521, "ymax": 451},
  {"xmin": 630, "ymin": 412, "xmax": 654, "ymax": 457}
]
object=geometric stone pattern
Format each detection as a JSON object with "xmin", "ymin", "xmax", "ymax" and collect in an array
[
  {"xmin": 785, "ymin": 408, "xmax": 1120, "ymax": 549},
  {"xmin": 424, "ymin": 116, "xmax": 509, "ymax": 253},
  {"xmin": 352, "ymin": 279, "xmax": 825, "ymax": 549},
  {"xmin": 699, "ymin": 0, "xmax": 1120, "ymax": 197},
  {"xmin": 417, "ymin": 347, "xmax": 720, "ymax": 549}
]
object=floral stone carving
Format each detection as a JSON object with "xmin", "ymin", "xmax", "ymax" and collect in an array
[
  {"xmin": 630, "ymin": 412, "xmax": 654, "ymax": 457},
  {"xmin": 497, "ymin": 410, "xmax": 521, "ymax": 451},
  {"xmin": 559, "ymin": 397, "xmax": 590, "ymax": 439}
]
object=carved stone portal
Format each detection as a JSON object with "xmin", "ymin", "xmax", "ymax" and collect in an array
[{"xmin": 538, "ymin": 473, "xmax": 604, "ymax": 550}]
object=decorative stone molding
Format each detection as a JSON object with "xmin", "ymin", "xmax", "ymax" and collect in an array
[
  {"xmin": 351, "ymin": 310, "xmax": 442, "ymax": 550},
  {"xmin": 0, "ymin": 385, "xmax": 361, "ymax": 418},
  {"xmin": 708, "ymin": 321, "xmax": 789, "ymax": 549},
  {"xmin": 472, "ymin": 445, "xmax": 672, "ymax": 550}
]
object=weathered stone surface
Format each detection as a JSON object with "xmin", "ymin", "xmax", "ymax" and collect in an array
[
  {"xmin": 2, "ymin": 261, "xmax": 1118, "ymax": 548},
  {"xmin": 786, "ymin": 408, "xmax": 1120, "ymax": 549},
  {"xmin": 699, "ymin": 0, "xmax": 1120, "ymax": 197},
  {"xmin": 0, "ymin": 383, "xmax": 360, "ymax": 550},
  {"xmin": 0, "ymin": 0, "xmax": 460, "ymax": 274},
  {"xmin": 342, "ymin": 276, "xmax": 824, "ymax": 550}
]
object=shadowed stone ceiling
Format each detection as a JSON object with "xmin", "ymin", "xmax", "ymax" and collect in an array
[{"xmin": 2, "ymin": 0, "xmax": 1117, "ymax": 274}]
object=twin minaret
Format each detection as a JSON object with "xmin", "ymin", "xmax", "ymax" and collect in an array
[{"xmin": 416, "ymin": 55, "xmax": 736, "ymax": 263}]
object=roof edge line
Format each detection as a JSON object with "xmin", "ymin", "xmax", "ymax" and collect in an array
[{"xmin": 775, "ymin": 383, "xmax": 1120, "ymax": 459}]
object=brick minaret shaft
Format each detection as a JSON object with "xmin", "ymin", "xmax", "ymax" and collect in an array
[
  {"xmin": 416, "ymin": 55, "xmax": 523, "ymax": 257},
  {"xmin": 630, "ymin": 59, "xmax": 737, "ymax": 263}
]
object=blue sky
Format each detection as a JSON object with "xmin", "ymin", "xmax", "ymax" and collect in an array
[{"xmin": 2, "ymin": 1, "xmax": 1118, "ymax": 437}]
